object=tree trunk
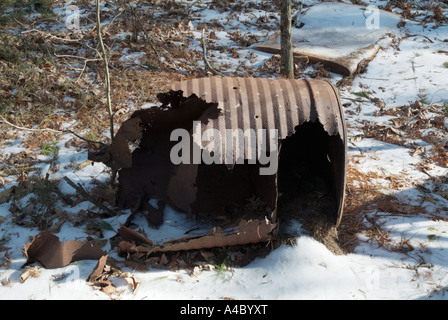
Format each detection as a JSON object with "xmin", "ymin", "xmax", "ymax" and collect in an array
[{"xmin": 280, "ymin": 0, "xmax": 294, "ymax": 79}]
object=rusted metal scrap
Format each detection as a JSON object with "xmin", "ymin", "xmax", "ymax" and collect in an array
[
  {"xmin": 23, "ymin": 230, "xmax": 107, "ymax": 269},
  {"xmin": 253, "ymin": 2, "xmax": 403, "ymax": 76},
  {"xmin": 89, "ymin": 77, "xmax": 347, "ymax": 253}
]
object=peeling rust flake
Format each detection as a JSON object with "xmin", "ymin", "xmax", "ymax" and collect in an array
[{"xmin": 89, "ymin": 77, "xmax": 347, "ymax": 253}]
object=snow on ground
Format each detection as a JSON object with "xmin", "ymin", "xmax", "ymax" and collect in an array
[{"xmin": 0, "ymin": 0, "xmax": 447, "ymax": 300}]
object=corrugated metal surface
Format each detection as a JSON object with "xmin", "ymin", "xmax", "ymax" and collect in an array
[
  {"xmin": 172, "ymin": 77, "xmax": 345, "ymax": 163},
  {"xmin": 171, "ymin": 77, "xmax": 347, "ymax": 227}
]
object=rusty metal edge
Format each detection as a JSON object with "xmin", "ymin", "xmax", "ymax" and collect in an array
[{"xmin": 326, "ymin": 80, "xmax": 347, "ymax": 228}]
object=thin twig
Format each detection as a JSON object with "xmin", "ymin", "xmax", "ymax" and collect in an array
[
  {"xmin": 20, "ymin": 28, "xmax": 82, "ymax": 43},
  {"xmin": 106, "ymin": 8, "xmax": 125, "ymax": 31},
  {"xmin": 0, "ymin": 115, "xmax": 107, "ymax": 147},
  {"xmin": 76, "ymin": 57, "xmax": 103, "ymax": 81},
  {"xmin": 54, "ymin": 54, "xmax": 91, "ymax": 59},
  {"xmin": 96, "ymin": 0, "xmax": 115, "ymax": 142},
  {"xmin": 402, "ymin": 33, "xmax": 434, "ymax": 43},
  {"xmin": 63, "ymin": 176, "xmax": 116, "ymax": 217},
  {"xmin": 54, "ymin": 55, "xmax": 102, "ymax": 80},
  {"xmin": 340, "ymin": 96, "xmax": 369, "ymax": 103},
  {"xmin": 201, "ymin": 29, "xmax": 224, "ymax": 76}
]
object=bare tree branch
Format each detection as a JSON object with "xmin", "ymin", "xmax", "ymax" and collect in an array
[
  {"xmin": 63, "ymin": 176, "xmax": 116, "ymax": 217},
  {"xmin": 201, "ymin": 29, "xmax": 224, "ymax": 76},
  {"xmin": 0, "ymin": 115, "xmax": 108, "ymax": 147},
  {"xmin": 280, "ymin": 0, "xmax": 294, "ymax": 79},
  {"xmin": 96, "ymin": 0, "xmax": 115, "ymax": 142}
]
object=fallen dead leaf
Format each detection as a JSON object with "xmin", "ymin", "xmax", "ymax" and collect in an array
[
  {"xmin": 89, "ymin": 280, "xmax": 116, "ymax": 295},
  {"xmin": 190, "ymin": 266, "xmax": 201, "ymax": 277},
  {"xmin": 349, "ymin": 135, "xmax": 364, "ymax": 143},
  {"xmin": 73, "ymin": 160, "xmax": 93, "ymax": 172},
  {"xmin": 51, "ymin": 272, "xmax": 71, "ymax": 282},
  {"xmin": 121, "ymin": 273, "xmax": 141, "ymax": 292},
  {"xmin": 411, "ymin": 146, "xmax": 426, "ymax": 157},
  {"xmin": 20, "ymin": 265, "xmax": 41, "ymax": 283},
  {"xmin": 102, "ymin": 283, "xmax": 117, "ymax": 295},
  {"xmin": 88, "ymin": 255, "xmax": 109, "ymax": 282}
]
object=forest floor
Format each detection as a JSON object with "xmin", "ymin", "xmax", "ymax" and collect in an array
[{"xmin": 0, "ymin": 0, "xmax": 448, "ymax": 300}]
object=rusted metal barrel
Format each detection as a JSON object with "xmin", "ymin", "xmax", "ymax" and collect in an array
[
  {"xmin": 171, "ymin": 77, "xmax": 347, "ymax": 228},
  {"xmin": 91, "ymin": 77, "xmax": 347, "ymax": 250}
]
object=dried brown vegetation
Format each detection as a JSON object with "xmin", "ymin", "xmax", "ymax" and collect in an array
[{"xmin": 0, "ymin": 0, "xmax": 447, "ymax": 288}]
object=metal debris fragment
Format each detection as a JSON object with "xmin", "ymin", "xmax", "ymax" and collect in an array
[{"xmin": 90, "ymin": 77, "xmax": 347, "ymax": 252}]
